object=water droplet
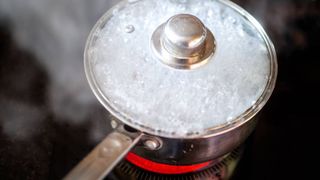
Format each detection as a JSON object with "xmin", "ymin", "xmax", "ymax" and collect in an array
[
  {"xmin": 239, "ymin": 28, "xmax": 245, "ymax": 37},
  {"xmin": 125, "ymin": 25, "xmax": 135, "ymax": 33},
  {"xmin": 227, "ymin": 16, "xmax": 237, "ymax": 25},
  {"xmin": 144, "ymin": 57, "xmax": 151, "ymax": 62},
  {"xmin": 112, "ymin": 8, "xmax": 119, "ymax": 15}
]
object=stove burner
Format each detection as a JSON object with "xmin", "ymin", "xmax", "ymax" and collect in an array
[
  {"xmin": 126, "ymin": 152, "xmax": 213, "ymax": 174},
  {"xmin": 107, "ymin": 148, "xmax": 242, "ymax": 180}
]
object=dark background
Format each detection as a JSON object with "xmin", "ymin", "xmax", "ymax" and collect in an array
[{"xmin": 0, "ymin": 0, "xmax": 319, "ymax": 179}]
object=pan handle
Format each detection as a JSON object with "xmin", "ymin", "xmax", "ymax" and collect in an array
[{"xmin": 64, "ymin": 127, "xmax": 143, "ymax": 180}]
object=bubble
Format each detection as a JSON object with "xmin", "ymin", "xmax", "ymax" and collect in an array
[
  {"xmin": 112, "ymin": 8, "xmax": 119, "ymax": 15},
  {"xmin": 125, "ymin": 25, "xmax": 135, "ymax": 33}
]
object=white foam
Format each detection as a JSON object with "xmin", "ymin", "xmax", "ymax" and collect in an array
[{"xmin": 88, "ymin": 0, "xmax": 270, "ymax": 136}]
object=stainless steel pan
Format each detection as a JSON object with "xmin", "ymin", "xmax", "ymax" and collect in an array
[{"xmin": 65, "ymin": 0, "xmax": 277, "ymax": 179}]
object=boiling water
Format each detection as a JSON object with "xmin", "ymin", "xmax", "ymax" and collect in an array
[{"xmin": 88, "ymin": 0, "xmax": 270, "ymax": 136}]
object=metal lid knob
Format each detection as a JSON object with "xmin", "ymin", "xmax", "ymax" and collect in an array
[{"xmin": 151, "ymin": 14, "xmax": 216, "ymax": 69}]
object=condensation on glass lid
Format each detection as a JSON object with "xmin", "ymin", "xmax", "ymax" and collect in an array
[{"xmin": 87, "ymin": 0, "xmax": 271, "ymax": 136}]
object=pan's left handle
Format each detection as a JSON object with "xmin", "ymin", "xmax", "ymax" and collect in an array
[{"xmin": 64, "ymin": 128, "xmax": 143, "ymax": 180}]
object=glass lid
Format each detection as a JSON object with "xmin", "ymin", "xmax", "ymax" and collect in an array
[{"xmin": 85, "ymin": 0, "xmax": 277, "ymax": 138}]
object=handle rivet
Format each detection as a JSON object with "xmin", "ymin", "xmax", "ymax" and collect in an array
[{"xmin": 144, "ymin": 138, "xmax": 162, "ymax": 150}]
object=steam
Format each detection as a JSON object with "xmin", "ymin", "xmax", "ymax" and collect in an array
[
  {"xmin": 0, "ymin": 0, "xmax": 119, "ymax": 141},
  {"xmin": 0, "ymin": 97, "xmax": 46, "ymax": 140},
  {"xmin": 233, "ymin": 0, "xmax": 297, "ymax": 50}
]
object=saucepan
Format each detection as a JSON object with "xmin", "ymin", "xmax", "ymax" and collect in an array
[{"xmin": 65, "ymin": 0, "xmax": 277, "ymax": 179}]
